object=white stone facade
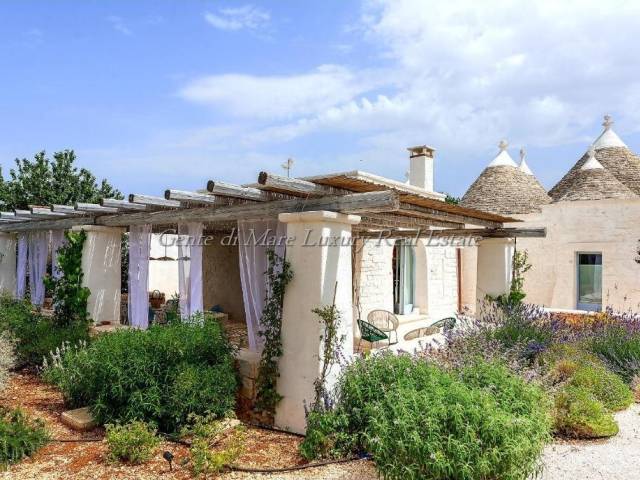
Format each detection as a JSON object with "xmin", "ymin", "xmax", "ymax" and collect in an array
[{"xmin": 353, "ymin": 238, "xmax": 460, "ymax": 324}]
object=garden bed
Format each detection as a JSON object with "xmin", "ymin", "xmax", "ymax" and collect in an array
[{"xmin": 0, "ymin": 372, "xmax": 375, "ymax": 479}]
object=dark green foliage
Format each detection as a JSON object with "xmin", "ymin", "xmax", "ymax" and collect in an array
[
  {"xmin": 105, "ymin": 421, "xmax": 160, "ymax": 464},
  {"xmin": 310, "ymin": 302, "xmax": 344, "ymax": 412},
  {"xmin": 444, "ymin": 193, "xmax": 460, "ymax": 205},
  {"xmin": 0, "ymin": 408, "xmax": 49, "ymax": 467},
  {"xmin": 589, "ymin": 328, "xmax": 640, "ymax": 382},
  {"xmin": 302, "ymin": 354, "xmax": 552, "ymax": 480},
  {"xmin": 300, "ymin": 410, "xmax": 352, "ymax": 460},
  {"xmin": 44, "ymin": 230, "xmax": 91, "ymax": 327},
  {"xmin": 0, "ymin": 150, "xmax": 121, "ymax": 210},
  {"xmin": 492, "ymin": 250, "xmax": 532, "ymax": 307},
  {"xmin": 43, "ymin": 317, "xmax": 237, "ymax": 433},
  {"xmin": 0, "ymin": 296, "xmax": 89, "ymax": 367},
  {"xmin": 255, "ymin": 250, "xmax": 293, "ymax": 415}
]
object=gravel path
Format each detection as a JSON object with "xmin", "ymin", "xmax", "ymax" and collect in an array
[{"xmin": 538, "ymin": 403, "xmax": 640, "ymax": 480}]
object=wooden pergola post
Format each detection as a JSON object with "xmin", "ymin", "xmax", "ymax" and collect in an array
[{"xmin": 274, "ymin": 211, "xmax": 360, "ymax": 434}]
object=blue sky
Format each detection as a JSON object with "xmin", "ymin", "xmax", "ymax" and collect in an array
[{"xmin": 2, "ymin": 1, "xmax": 640, "ymax": 198}]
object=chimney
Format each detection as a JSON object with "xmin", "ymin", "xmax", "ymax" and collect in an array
[{"xmin": 407, "ymin": 145, "xmax": 435, "ymax": 191}]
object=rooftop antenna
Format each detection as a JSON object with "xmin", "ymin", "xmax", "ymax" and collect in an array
[{"xmin": 281, "ymin": 157, "xmax": 294, "ymax": 177}]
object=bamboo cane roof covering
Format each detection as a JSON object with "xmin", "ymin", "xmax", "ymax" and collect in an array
[{"xmin": 303, "ymin": 170, "xmax": 517, "ymax": 223}]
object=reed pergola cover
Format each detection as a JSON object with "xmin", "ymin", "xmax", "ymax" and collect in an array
[{"xmin": 0, "ymin": 169, "xmax": 541, "ymax": 238}]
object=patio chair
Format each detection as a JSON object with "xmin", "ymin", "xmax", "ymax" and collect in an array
[
  {"xmin": 430, "ymin": 316, "xmax": 457, "ymax": 331},
  {"xmin": 367, "ymin": 310, "xmax": 400, "ymax": 346},
  {"xmin": 357, "ymin": 319, "xmax": 389, "ymax": 351}
]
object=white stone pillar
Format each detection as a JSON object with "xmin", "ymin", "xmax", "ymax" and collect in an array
[
  {"xmin": 476, "ymin": 238, "xmax": 514, "ymax": 303},
  {"xmin": 72, "ymin": 226, "xmax": 124, "ymax": 324},
  {"xmin": 0, "ymin": 233, "xmax": 16, "ymax": 296},
  {"xmin": 274, "ymin": 211, "xmax": 360, "ymax": 434},
  {"xmin": 460, "ymin": 245, "xmax": 478, "ymax": 315}
]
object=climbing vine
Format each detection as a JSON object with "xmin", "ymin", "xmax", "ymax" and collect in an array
[
  {"xmin": 492, "ymin": 249, "xmax": 532, "ymax": 307},
  {"xmin": 44, "ymin": 230, "xmax": 91, "ymax": 327},
  {"xmin": 309, "ymin": 285, "xmax": 345, "ymax": 413},
  {"xmin": 254, "ymin": 249, "xmax": 293, "ymax": 416}
]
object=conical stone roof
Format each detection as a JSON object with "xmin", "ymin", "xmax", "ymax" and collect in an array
[
  {"xmin": 461, "ymin": 141, "xmax": 552, "ymax": 215},
  {"xmin": 549, "ymin": 115, "xmax": 640, "ymax": 200},
  {"xmin": 555, "ymin": 146, "xmax": 636, "ymax": 202}
]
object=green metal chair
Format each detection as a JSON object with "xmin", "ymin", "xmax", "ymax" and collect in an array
[
  {"xmin": 357, "ymin": 319, "xmax": 389, "ymax": 351},
  {"xmin": 430, "ymin": 316, "xmax": 457, "ymax": 331}
]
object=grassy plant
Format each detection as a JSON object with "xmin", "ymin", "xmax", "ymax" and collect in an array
[
  {"xmin": 554, "ymin": 385, "xmax": 618, "ymax": 438},
  {"xmin": 0, "ymin": 332, "xmax": 15, "ymax": 391},
  {"xmin": 300, "ymin": 410, "xmax": 353, "ymax": 460},
  {"xmin": 182, "ymin": 415, "xmax": 246, "ymax": 477},
  {"xmin": 105, "ymin": 421, "xmax": 160, "ymax": 464},
  {"xmin": 43, "ymin": 316, "xmax": 237, "ymax": 432},
  {"xmin": 0, "ymin": 407, "xmax": 49, "ymax": 467},
  {"xmin": 589, "ymin": 328, "xmax": 640, "ymax": 382}
]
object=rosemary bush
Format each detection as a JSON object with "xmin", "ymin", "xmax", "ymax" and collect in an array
[
  {"xmin": 43, "ymin": 315, "xmax": 237, "ymax": 432},
  {"xmin": 0, "ymin": 407, "xmax": 49, "ymax": 467}
]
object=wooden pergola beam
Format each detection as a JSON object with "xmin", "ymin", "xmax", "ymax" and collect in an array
[
  {"xmin": 164, "ymin": 189, "xmax": 218, "ymax": 206},
  {"xmin": 424, "ymin": 228, "xmax": 546, "ymax": 238},
  {"xmin": 398, "ymin": 203, "xmax": 502, "ymax": 228},
  {"xmin": 98, "ymin": 190, "xmax": 400, "ymax": 228},
  {"xmin": 257, "ymin": 171, "xmax": 339, "ymax": 197},
  {"xmin": 101, "ymin": 198, "xmax": 147, "ymax": 211},
  {"xmin": 75, "ymin": 203, "xmax": 119, "ymax": 214},
  {"xmin": 52, "ymin": 205, "xmax": 86, "ymax": 215},
  {"xmin": 206, "ymin": 180, "xmax": 269, "ymax": 202},
  {"xmin": 129, "ymin": 194, "xmax": 181, "ymax": 209}
]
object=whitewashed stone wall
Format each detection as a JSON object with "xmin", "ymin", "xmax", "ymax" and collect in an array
[
  {"xmin": 353, "ymin": 239, "xmax": 394, "ymax": 320},
  {"xmin": 426, "ymin": 246, "xmax": 459, "ymax": 320},
  {"xmin": 354, "ymin": 238, "xmax": 459, "ymax": 321}
]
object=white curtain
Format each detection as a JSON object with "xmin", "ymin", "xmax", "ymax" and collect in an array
[
  {"xmin": 128, "ymin": 225, "xmax": 152, "ymax": 329},
  {"xmin": 16, "ymin": 233, "xmax": 28, "ymax": 299},
  {"xmin": 50, "ymin": 230, "xmax": 67, "ymax": 279},
  {"xmin": 28, "ymin": 231, "xmax": 48, "ymax": 306},
  {"xmin": 178, "ymin": 222, "xmax": 204, "ymax": 319},
  {"xmin": 238, "ymin": 219, "xmax": 286, "ymax": 351}
]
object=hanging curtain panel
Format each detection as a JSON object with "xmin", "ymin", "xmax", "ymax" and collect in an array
[
  {"xmin": 178, "ymin": 222, "xmax": 204, "ymax": 319},
  {"xmin": 16, "ymin": 233, "xmax": 28, "ymax": 300},
  {"xmin": 128, "ymin": 224, "xmax": 152, "ymax": 329},
  {"xmin": 28, "ymin": 231, "xmax": 48, "ymax": 306},
  {"xmin": 50, "ymin": 230, "xmax": 67, "ymax": 279},
  {"xmin": 238, "ymin": 219, "xmax": 286, "ymax": 351}
]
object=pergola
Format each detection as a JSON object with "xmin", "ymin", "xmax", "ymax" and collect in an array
[{"xmin": 0, "ymin": 169, "xmax": 544, "ymax": 434}]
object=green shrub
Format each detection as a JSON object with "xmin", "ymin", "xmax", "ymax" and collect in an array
[
  {"xmin": 43, "ymin": 317, "xmax": 237, "ymax": 432},
  {"xmin": 302, "ymin": 354, "xmax": 552, "ymax": 480},
  {"xmin": 568, "ymin": 364, "xmax": 633, "ymax": 412},
  {"xmin": 554, "ymin": 385, "xmax": 618, "ymax": 438},
  {"xmin": 105, "ymin": 421, "xmax": 160, "ymax": 464},
  {"xmin": 366, "ymin": 383, "xmax": 547, "ymax": 480},
  {"xmin": 181, "ymin": 415, "xmax": 246, "ymax": 477},
  {"xmin": 0, "ymin": 407, "xmax": 49, "ymax": 466},
  {"xmin": 589, "ymin": 329, "xmax": 640, "ymax": 382},
  {"xmin": 0, "ymin": 295, "xmax": 89, "ymax": 368},
  {"xmin": 300, "ymin": 410, "xmax": 353, "ymax": 460}
]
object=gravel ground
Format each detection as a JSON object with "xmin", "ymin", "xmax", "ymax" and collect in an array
[
  {"xmin": 537, "ymin": 403, "xmax": 640, "ymax": 480},
  {"xmin": 2, "ymin": 372, "xmax": 639, "ymax": 479}
]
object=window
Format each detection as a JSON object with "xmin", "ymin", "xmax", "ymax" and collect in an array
[
  {"xmin": 577, "ymin": 253, "xmax": 602, "ymax": 311},
  {"xmin": 393, "ymin": 240, "xmax": 415, "ymax": 315}
]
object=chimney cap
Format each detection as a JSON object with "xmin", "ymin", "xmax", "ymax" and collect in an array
[{"xmin": 407, "ymin": 145, "xmax": 436, "ymax": 158}]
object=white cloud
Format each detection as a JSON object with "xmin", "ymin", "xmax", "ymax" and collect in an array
[
  {"xmin": 204, "ymin": 5, "xmax": 270, "ymax": 31},
  {"xmin": 106, "ymin": 15, "xmax": 132, "ymax": 36},
  {"xmin": 177, "ymin": 0, "xmax": 640, "ymax": 190},
  {"xmin": 180, "ymin": 65, "xmax": 380, "ymax": 120}
]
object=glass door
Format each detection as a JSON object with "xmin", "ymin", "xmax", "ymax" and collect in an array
[
  {"xmin": 577, "ymin": 253, "xmax": 602, "ymax": 311},
  {"xmin": 393, "ymin": 240, "xmax": 416, "ymax": 315}
]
